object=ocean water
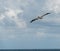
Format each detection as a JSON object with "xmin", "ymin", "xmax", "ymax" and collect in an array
[{"xmin": 0, "ymin": 49, "xmax": 60, "ymax": 51}]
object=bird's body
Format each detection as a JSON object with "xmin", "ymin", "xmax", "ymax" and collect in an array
[{"xmin": 30, "ymin": 13, "xmax": 51, "ymax": 23}]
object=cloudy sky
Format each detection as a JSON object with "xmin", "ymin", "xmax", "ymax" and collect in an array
[{"xmin": 0, "ymin": 0, "xmax": 60, "ymax": 49}]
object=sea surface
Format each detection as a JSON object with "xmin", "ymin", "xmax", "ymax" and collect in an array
[{"xmin": 0, "ymin": 49, "xmax": 60, "ymax": 51}]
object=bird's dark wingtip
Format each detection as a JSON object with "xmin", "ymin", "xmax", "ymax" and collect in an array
[{"xmin": 47, "ymin": 13, "xmax": 51, "ymax": 14}]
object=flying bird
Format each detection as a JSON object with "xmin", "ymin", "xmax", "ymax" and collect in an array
[{"xmin": 30, "ymin": 13, "xmax": 51, "ymax": 23}]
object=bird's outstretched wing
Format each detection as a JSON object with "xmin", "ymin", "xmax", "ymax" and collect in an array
[
  {"xmin": 41, "ymin": 13, "xmax": 51, "ymax": 18},
  {"xmin": 30, "ymin": 12, "xmax": 51, "ymax": 23},
  {"xmin": 30, "ymin": 17, "xmax": 38, "ymax": 23}
]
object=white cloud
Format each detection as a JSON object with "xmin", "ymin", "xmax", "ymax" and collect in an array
[
  {"xmin": 5, "ymin": 8, "xmax": 27, "ymax": 28},
  {"xmin": 0, "ymin": 0, "xmax": 37, "ymax": 28},
  {"xmin": 0, "ymin": 8, "xmax": 27, "ymax": 28},
  {"xmin": 5, "ymin": 8, "xmax": 23, "ymax": 17},
  {"xmin": 45, "ymin": 0, "xmax": 60, "ymax": 13},
  {"xmin": 0, "ymin": 0, "xmax": 34, "ymax": 29},
  {"xmin": 0, "ymin": 14, "xmax": 5, "ymax": 21}
]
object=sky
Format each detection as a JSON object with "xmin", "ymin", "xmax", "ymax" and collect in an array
[{"xmin": 0, "ymin": 0, "xmax": 60, "ymax": 49}]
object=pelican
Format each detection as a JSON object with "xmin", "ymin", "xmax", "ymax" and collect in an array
[{"xmin": 30, "ymin": 13, "xmax": 51, "ymax": 23}]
